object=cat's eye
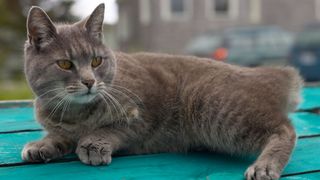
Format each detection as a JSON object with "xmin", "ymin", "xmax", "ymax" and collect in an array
[
  {"xmin": 57, "ymin": 60, "xmax": 73, "ymax": 70},
  {"xmin": 91, "ymin": 56, "xmax": 102, "ymax": 68}
]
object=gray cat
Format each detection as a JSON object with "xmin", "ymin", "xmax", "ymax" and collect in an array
[{"xmin": 22, "ymin": 4, "xmax": 302, "ymax": 180}]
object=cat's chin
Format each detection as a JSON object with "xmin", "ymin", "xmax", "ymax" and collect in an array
[{"xmin": 71, "ymin": 94, "xmax": 97, "ymax": 104}]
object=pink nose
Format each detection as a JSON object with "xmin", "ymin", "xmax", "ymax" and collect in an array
[{"xmin": 81, "ymin": 79, "xmax": 95, "ymax": 89}]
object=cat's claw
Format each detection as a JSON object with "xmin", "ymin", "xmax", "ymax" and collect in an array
[
  {"xmin": 21, "ymin": 141, "xmax": 62, "ymax": 162},
  {"xmin": 245, "ymin": 162, "xmax": 280, "ymax": 180},
  {"xmin": 76, "ymin": 138, "xmax": 112, "ymax": 166}
]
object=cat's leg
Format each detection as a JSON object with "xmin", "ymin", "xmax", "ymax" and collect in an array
[
  {"xmin": 21, "ymin": 134, "xmax": 75, "ymax": 162},
  {"xmin": 76, "ymin": 129, "xmax": 126, "ymax": 166},
  {"xmin": 245, "ymin": 122, "xmax": 296, "ymax": 180}
]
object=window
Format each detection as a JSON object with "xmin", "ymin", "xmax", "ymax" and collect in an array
[
  {"xmin": 161, "ymin": 0, "xmax": 193, "ymax": 21},
  {"xmin": 250, "ymin": 0, "xmax": 261, "ymax": 23},
  {"xmin": 118, "ymin": 11, "xmax": 130, "ymax": 41},
  {"xmin": 315, "ymin": 0, "xmax": 320, "ymax": 21},
  {"xmin": 206, "ymin": 0, "xmax": 238, "ymax": 20},
  {"xmin": 139, "ymin": 0, "xmax": 151, "ymax": 25},
  {"xmin": 214, "ymin": 0, "xmax": 229, "ymax": 16},
  {"xmin": 171, "ymin": 0, "xmax": 184, "ymax": 14}
]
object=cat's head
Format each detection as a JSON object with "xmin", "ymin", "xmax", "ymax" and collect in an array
[{"xmin": 24, "ymin": 4, "xmax": 116, "ymax": 104}]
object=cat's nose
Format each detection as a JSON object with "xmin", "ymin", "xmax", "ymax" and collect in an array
[{"xmin": 81, "ymin": 79, "xmax": 95, "ymax": 89}]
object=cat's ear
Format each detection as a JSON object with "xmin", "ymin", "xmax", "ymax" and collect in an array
[
  {"xmin": 80, "ymin": 3, "xmax": 105, "ymax": 42},
  {"xmin": 27, "ymin": 6, "xmax": 57, "ymax": 49}
]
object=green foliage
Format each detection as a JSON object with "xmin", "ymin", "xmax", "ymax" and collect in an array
[
  {"xmin": 0, "ymin": 80, "xmax": 33, "ymax": 100},
  {"xmin": 0, "ymin": 0, "xmax": 78, "ymax": 80},
  {"xmin": 0, "ymin": 0, "xmax": 78, "ymax": 99}
]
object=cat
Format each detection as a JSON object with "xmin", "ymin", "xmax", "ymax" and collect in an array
[{"xmin": 22, "ymin": 4, "xmax": 303, "ymax": 180}]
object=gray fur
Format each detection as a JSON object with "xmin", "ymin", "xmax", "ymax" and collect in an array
[{"xmin": 22, "ymin": 4, "xmax": 303, "ymax": 180}]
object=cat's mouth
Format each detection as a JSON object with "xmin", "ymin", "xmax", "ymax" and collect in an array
[
  {"xmin": 84, "ymin": 87, "xmax": 98, "ymax": 96},
  {"xmin": 68, "ymin": 89, "xmax": 98, "ymax": 103},
  {"xmin": 71, "ymin": 93, "xmax": 97, "ymax": 104}
]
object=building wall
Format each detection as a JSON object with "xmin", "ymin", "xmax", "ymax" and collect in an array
[
  {"xmin": 117, "ymin": 0, "xmax": 320, "ymax": 53},
  {"xmin": 261, "ymin": 0, "xmax": 318, "ymax": 30},
  {"xmin": 117, "ymin": 0, "xmax": 140, "ymax": 51},
  {"xmin": 141, "ymin": 0, "xmax": 252, "ymax": 54}
]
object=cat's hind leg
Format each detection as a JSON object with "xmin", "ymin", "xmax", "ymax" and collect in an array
[{"xmin": 245, "ymin": 121, "xmax": 296, "ymax": 180}]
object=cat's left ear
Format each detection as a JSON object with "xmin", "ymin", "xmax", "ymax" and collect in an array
[
  {"xmin": 27, "ymin": 6, "xmax": 57, "ymax": 49},
  {"xmin": 79, "ymin": 3, "xmax": 105, "ymax": 42}
]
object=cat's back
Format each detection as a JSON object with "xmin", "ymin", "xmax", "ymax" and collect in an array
[
  {"xmin": 115, "ymin": 51, "xmax": 237, "ymax": 81},
  {"xmin": 115, "ymin": 51, "xmax": 302, "ymax": 113}
]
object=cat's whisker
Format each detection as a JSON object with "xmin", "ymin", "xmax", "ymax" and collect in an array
[
  {"xmin": 107, "ymin": 88, "xmax": 141, "ymax": 120},
  {"xmin": 59, "ymin": 95, "xmax": 71, "ymax": 124},
  {"xmin": 110, "ymin": 84, "xmax": 143, "ymax": 105},
  {"xmin": 65, "ymin": 85, "xmax": 85, "ymax": 94},
  {"xmin": 107, "ymin": 87, "xmax": 140, "ymax": 108},
  {"xmin": 98, "ymin": 93, "xmax": 115, "ymax": 122},
  {"xmin": 66, "ymin": 86, "xmax": 82, "ymax": 90},
  {"xmin": 111, "ymin": 96, "xmax": 130, "ymax": 123},
  {"xmin": 101, "ymin": 92, "xmax": 122, "ymax": 120},
  {"xmin": 45, "ymin": 94, "xmax": 69, "ymax": 122},
  {"xmin": 102, "ymin": 94, "xmax": 114, "ymax": 121},
  {"xmin": 41, "ymin": 91, "xmax": 67, "ymax": 108},
  {"xmin": 102, "ymin": 84, "xmax": 136, "ymax": 122},
  {"xmin": 101, "ymin": 94, "xmax": 114, "ymax": 122},
  {"xmin": 46, "ymin": 96, "xmax": 67, "ymax": 119},
  {"xmin": 35, "ymin": 87, "xmax": 65, "ymax": 100},
  {"xmin": 101, "ymin": 90, "xmax": 130, "ymax": 123},
  {"xmin": 36, "ymin": 85, "xmax": 62, "ymax": 92},
  {"xmin": 100, "ymin": 91, "xmax": 125, "ymax": 122}
]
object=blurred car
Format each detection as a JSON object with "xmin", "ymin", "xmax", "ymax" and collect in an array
[
  {"xmin": 186, "ymin": 26, "xmax": 294, "ymax": 67},
  {"xmin": 288, "ymin": 25, "xmax": 320, "ymax": 82}
]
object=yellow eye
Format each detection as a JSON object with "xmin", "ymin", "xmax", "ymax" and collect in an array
[
  {"xmin": 91, "ymin": 56, "xmax": 102, "ymax": 68},
  {"xmin": 57, "ymin": 60, "xmax": 73, "ymax": 70}
]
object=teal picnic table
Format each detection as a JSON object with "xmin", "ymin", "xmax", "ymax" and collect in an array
[{"xmin": 1, "ymin": 87, "xmax": 320, "ymax": 180}]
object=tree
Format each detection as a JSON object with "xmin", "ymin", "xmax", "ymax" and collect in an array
[{"xmin": 0, "ymin": 0, "xmax": 78, "ymax": 81}]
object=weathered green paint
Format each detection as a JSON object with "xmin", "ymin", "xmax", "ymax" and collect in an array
[
  {"xmin": 0, "ymin": 131, "xmax": 44, "ymax": 164},
  {"xmin": 282, "ymin": 172, "xmax": 320, "ymax": 179},
  {"xmin": 0, "ymin": 154, "xmax": 250, "ymax": 180},
  {"xmin": 0, "ymin": 130, "xmax": 319, "ymax": 179},
  {"xmin": 0, "ymin": 107, "xmax": 40, "ymax": 132},
  {"xmin": 284, "ymin": 138, "xmax": 320, "ymax": 174},
  {"xmin": 299, "ymin": 87, "xmax": 320, "ymax": 109},
  {"xmin": 289, "ymin": 113, "xmax": 320, "ymax": 136},
  {"xmin": 0, "ymin": 112, "xmax": 319, "ymax": 164}
]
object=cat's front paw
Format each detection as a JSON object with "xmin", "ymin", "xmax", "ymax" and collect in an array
[
  {"xmin": 21, "ymin": 140, "xmax": 64, "ymax": 163},
  {"xmin": 76, "ymin": 137, "xmax": 112, "ymax": 166},
  {"xmin": 245, "ymin": 161, "xmax": 280, "ymax": 180}
]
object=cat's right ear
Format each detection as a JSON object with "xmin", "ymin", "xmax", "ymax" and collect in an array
[
  {"xmin": 27, "ymin": 6, "xmax": 57, "ymax": 49},
  {"xmin": 76, "ymin": 4, "xmax": 105, "ymax": 42}
]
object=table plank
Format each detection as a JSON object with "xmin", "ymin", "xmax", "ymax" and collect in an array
[
  {"xmin": 282, "ymin": 172, "xmax": 320, "ymax": 179},
  {"xmin": 0, "ymin": 111, "xmax": 319, "ymax": 164},
  {"xmin": 299, "ymin": 87, "xmax": 320, "ymax": 109},
  {"xmin": 0, "ymin": 131, "xmax": 319, "ymax": 179},
  {"xmin": 0, "ymin": 154, "xmax": 251, "ymax": 180},
  {"xmin": 0, "ymin": 107, "xmax": 41, "ymax": 132},
  {"xmin": 284, "ymin": 137, "xmax": 320, "ymax": 174},
  {"xmin": 0, "ymin": 131, "xmax": 44, "ymax": 164},
  {"xmin": 289, "ymin": 113, "xmax": 320, "ymax": 137}
]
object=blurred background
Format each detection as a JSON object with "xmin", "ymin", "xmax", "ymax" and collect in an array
[{"xmin": 0, "ymin": 0, "xmax": 320, "ymax": 100}]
